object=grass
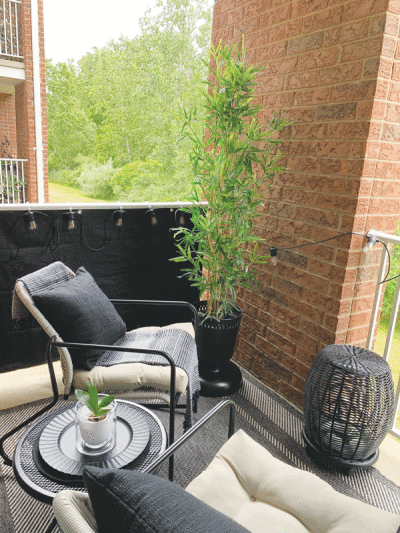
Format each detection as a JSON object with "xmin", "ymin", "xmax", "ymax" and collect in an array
[
  {"xmin": 375, "ymin": 320, "xmax": 400, "ymax": 430},
  {"xmin": 49, "ymin": 182, "xmax": 110, "ymax": 204}
]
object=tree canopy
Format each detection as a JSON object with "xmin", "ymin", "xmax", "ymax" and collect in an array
[{"xmin": 46, "ymin": 0, "xmax": 213, "ymax": 202}]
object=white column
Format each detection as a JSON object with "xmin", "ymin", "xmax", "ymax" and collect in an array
[{"xmin": 31, "ymin": 0, "xmax": 44, "ymax": 203}]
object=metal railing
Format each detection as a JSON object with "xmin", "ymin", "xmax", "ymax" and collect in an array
[
  {"xmin": 366, "ymin": 229, "xmax": 400, "ymax": 439},
  {"xmin": 0, "ymin": 158, "xmax": 27, "ymax": 203},
  {"xmin": 0, "ymin": 0, "xmax": 22, "ymax": 59}
]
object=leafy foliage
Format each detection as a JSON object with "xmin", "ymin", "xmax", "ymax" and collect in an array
[
  {"xmin": 381, "ymin": 221, "xmax": 400, "ymax": 324},
  {"xmin": 76, "ymin": 159, "xmax": 117, "ymax": 200},
  {"xmin": 171, "ymin": 41, "xmax": 290, "ymax": 321},
  {"xmin": 46, "ymin": 0, "xmax": 213, "ymax": 203},
  {"xmin": 76, "ymin": 381, "xmax": 115, "ymax": 418}
]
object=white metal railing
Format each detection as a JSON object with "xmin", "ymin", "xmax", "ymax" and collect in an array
[
  {"xmin": 0, "ymin": 0, "xmax": 22, "ymax": 59},
  {"xmin": 366, "ymin": 229, "xmax": 400, "ymax": 439},
  {"xmin": 0, "ymin": 158, "xmax": 27, "ymax": 203}
]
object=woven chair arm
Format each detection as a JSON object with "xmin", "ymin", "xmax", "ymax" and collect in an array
[{"xmin": 53, "ymin": 490, "xmax": 97, "ymax": 533}]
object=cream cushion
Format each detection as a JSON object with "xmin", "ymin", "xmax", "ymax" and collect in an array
[
  {"xmin": 186, "ymin": 430, "xmax": 400, "ymax": 533},
  {"xmin": 73, "ymin": 323, "xmax": 194, "ymax": 394}
]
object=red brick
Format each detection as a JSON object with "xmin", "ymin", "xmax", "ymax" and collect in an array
[
  {"xmin": 375, "ymin": 161, "xmax": 400, "ymax": 179},
  {"xmin": 287, "ymin": 32, "xmax": 324, "ymax": 56},
  {"xmin": 278, "ymin": 382, "xmax": 303, "ymax": 408},
  {"xmin": 294, "ymin": 87, "xmax": 331, "ymax": 106},
  {"xmin": 343, "ymin": 0, "xmax": 387, "ymax": 21},
  {"xmin": 292, "ymin": 0, "xmax": 329, "ymax": 18},
  {"xmin": 341, "ymin": 37, "xmax": 383, "ymax": 62},
  {"xmin": 302, "ymin": 6, "xmax": 343, "ymax": 34},
  {"xmin": 260, "ymin": 3, "xmax": 291, "ymax": 26},
  {"xmin": 315, "ymin": 102, "xmax": 357, "ymax": 120},
  {"xmin": 311, "ymin": 140, "xmax": 352, "ymax": 158},
  {"xmin": 324, "ymin": 20, "xmax": 369, "ymax": 46},
  {"xmin": 243, "ymin": 0, "xmax": 273, "ymax": 18},
  {"xmin": 331, "ymin": 80, "xmax": 377, "ymax": 102},
  {"xmin": 298, "ymin": 47, "xmax": 340, "ymax": 71}
]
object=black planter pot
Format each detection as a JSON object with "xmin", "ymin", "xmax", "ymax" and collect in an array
[{"xmin": 195, "ymin": 302, "xmax": 243, "ymax": 397}]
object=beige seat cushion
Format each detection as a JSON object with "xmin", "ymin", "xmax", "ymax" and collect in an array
[
  {"xmin": 186, "ymin": 430, "xmax": 400, "ymax": 533},
  {"xmin": 73, "ymin": 323, "xmax": 194, "ymax": 394}
]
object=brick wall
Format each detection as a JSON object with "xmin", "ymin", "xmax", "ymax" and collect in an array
[
  {"xmin": 14, "ymin": 0, "xmax": 48, "ymax": 202},
  {"xmin": 211, "ymin": 0, "xmax": 400, "ymax": 407}
]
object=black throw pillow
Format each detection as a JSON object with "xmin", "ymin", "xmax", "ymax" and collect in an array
[
  {"xmin": 33, "ymin": 267, "xmax": 126, "ymax": 370},
  {"xmin": 83, "ymin": 466, "xmax": 250, "ymax": 533}
]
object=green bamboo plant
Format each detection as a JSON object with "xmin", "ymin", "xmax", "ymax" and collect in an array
[
  {"xmin": 172, "ymin": 40, "xmax": 290, "ymax": 321},
  {"xmin": 76, "ymin": 381, "xmax": 115, "ymax": 421}
]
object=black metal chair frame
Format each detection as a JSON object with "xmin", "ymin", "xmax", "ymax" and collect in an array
[{"xmin": 0, "ymin": 299, "xmax": 199, "ymax": 483}]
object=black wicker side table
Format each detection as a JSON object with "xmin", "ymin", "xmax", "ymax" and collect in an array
[{"xmin": 302, "ymin": 344, "xmax": 395, "ymax": 473}]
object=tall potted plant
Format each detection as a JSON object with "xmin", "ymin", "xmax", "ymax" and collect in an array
[{"xmin": 172, "ymin": 40, "xmax": 289, "ymax": 396}]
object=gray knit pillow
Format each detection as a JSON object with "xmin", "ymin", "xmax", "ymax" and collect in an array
[
  {"xmin": 33, "ymin": 267, "xmax": 126, "ymax": 370},
  {"xmin": 83, "ymin": 466, "xmax": 250, "ymax": 533}
]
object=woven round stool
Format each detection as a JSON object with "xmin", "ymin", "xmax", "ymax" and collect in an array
[{"xmin": 302, "ymin": 344, "xmax": 395, "ymax": 473}]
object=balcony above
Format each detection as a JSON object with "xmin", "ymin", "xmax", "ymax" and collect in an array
[
  {"xmin": 0, "ymin": 57, "xmax": 24, "ymax": 92},
  {"xmin": 0, "ymin": 0, "xmax": 22, "ymax": 61}
]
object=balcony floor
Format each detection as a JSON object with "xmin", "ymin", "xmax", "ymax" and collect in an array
[{"xmin": 0, "ymin": 363, "xmax": 399, "ymax": 486}]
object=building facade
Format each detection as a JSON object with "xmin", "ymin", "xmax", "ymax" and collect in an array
[{"xmin": 0, "ymin": 0, "xmax": 48, "ymax": 204}]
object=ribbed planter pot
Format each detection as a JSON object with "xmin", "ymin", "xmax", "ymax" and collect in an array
[{"xmin": 195, "ymin": 301, "xmax": 243, "ymax": 397}]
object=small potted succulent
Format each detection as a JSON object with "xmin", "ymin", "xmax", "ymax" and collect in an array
[{"xmin": 75, "ymin": 381, "xmax": 116, "ymax": 454}]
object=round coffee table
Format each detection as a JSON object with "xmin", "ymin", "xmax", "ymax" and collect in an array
[{"xmin": 13, "ymin": 400, "xmax": 167, "ymax": 505}]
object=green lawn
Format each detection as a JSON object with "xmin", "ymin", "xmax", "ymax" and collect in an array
[
  {"xmin": 49, "ymin": 182, "xmax": 110, "ymax": 204},
  {"xmin": 375, "ymin": 321, "xmax": 400, "ymax": 430}
]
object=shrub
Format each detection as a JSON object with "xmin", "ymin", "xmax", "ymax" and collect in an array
[
  {"xmin": 76, "ymin": 159, "xmax": 116, "ymax": 200},
  {"xmin": 109, "ymin": 159, "xmax": 190, "ymax": 202}
]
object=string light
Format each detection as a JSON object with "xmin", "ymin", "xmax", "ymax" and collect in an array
[
  {"xmin": 179, "ymin": 212, "xmax": 186, "ymax": 226},
  {"xmin": 26, "ymin": 209, "xmax": 37, "ymax": 231},
  {"xmin": 146, "ymin": 206, "xmax": 158, "ymax": 227},
  {"xmin": 115, "ymin": 207, "xmax": 126, "ymax": 228},
  {"xmin": 269, "ymin": 247, "xmax": 278, "ymax": 266},
  {"xmin": 67, "ymin": 208, "xmax": 75, "ymax": 231},
  {"xmin": 363, "ymin": 235, "xmax": 377, "ymax": 254}
]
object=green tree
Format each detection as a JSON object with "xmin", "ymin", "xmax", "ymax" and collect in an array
[
  {"xmin": 46, "ymin": 0, "xmax": 213, "ymax": 202},
  {"xmin": 46, "ymin": 60, "xmax": 96, "ymax": 170}
]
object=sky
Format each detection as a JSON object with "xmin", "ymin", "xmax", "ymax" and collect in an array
[{"xmin": 42, "ymin": 0, "xmax": 159, "ymax": 64}]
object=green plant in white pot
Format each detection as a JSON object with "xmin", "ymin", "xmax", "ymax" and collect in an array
[
  {"xmin": 172, "ymin": 40, "xmax": 289, "ymax": 396},
  {"xmin": 75, "ymin": 381, "xmax": 116, "ymax": 454}
]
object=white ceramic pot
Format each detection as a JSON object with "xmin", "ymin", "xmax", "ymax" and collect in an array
[{"xmin": 75, "ymin": 399, "xmax": 116, "ymax": 453}]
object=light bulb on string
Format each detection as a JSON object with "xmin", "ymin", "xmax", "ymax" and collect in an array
[
  {"xmin": 146, "ymin": 206, "xmax": 158, "ymax": 227},
  {"xmin": 363, "ymin": 236, "xmax": 377, "ymax": 254},
  {"xmin": 115, "ymin": 207, "xmax": 126, "ymax": 228},
  {"xmin": 270, "ymin": 247, "xmax": 278, "ymax": 266},
  {"xmin": 26, "ymin": 209, "xmax": 37, "ymax": 231},
  {"xmin": 176, "ymin": 206, "xmax": 186, "ymax": 226},
  {"xmin": 67, "ymin": 208, "xmax": 75, "ymax": 230}
]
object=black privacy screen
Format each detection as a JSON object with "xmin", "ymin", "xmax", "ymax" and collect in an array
[{"xmin": 0, "ymin": 207, "xmax": 198, "ymax": 370}]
